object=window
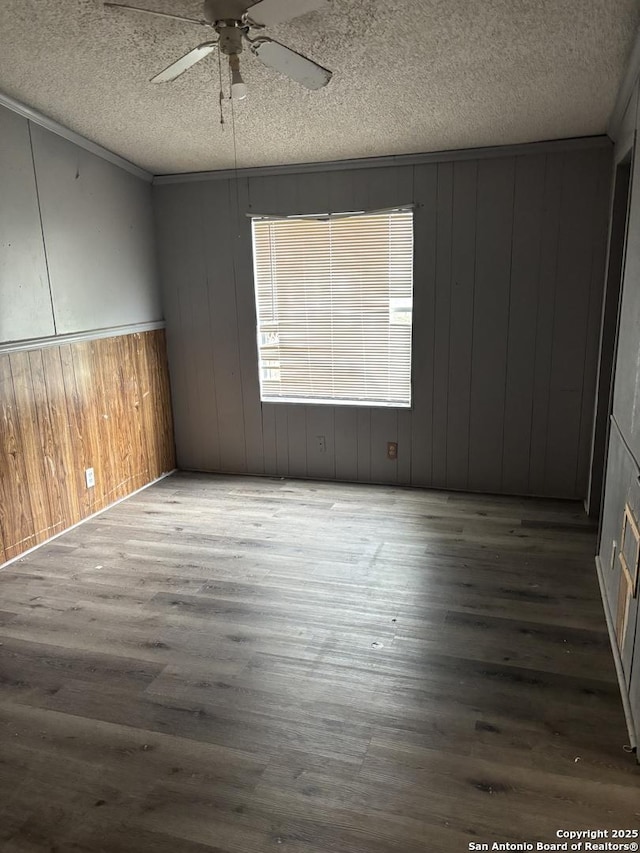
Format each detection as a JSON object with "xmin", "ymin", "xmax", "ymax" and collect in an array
[{"xmin": 251, "ymin": 207, "xmax": 414, "ymax": 407}]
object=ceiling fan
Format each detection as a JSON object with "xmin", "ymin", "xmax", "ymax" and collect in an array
[{"xmin": 104, "ymin": 0, "xmax": 333, "ymax": 99}]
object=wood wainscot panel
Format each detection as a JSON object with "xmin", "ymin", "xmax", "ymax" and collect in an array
[{"xmin": 0, "ymin": 330, "xmax": 175, "ymax": 564}]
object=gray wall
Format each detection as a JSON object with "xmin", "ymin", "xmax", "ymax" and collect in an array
[
  {"xmin": 154, "ymin": 140, "xmax": 611, "ymax": 499},
  {"xmin": 0, "ymin": 103, "xmax": 162, "ymax": 343},
  {"xmin": 598, "ymin": 78, "xmax": 640, "ymax": 747}
]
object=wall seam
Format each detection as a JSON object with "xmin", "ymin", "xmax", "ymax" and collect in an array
[
  {"xmin": 501, "ymin": 157, "xmax": 518, "ymax": 491},
  {"xmin": 228, "ymin": 177, "xmax": 249, "ymax": 473},
  {"xmin": 575, "ymin": 150, "xmax": 608, "ymax": 498},
  {"xmin": 541, "ymin": 155, "xmax": 565, "ymax": 494},
  {"xmin": 7, "ymin": 353, "xmax": 37, "ymax": 553},
  {"xmin": 466, "ymin": 163, "xmax": 479, "ymax": 489},
  {"xmin": 526, "ymin": 156, "xmax": 546, "ymax": 494},
  {"xmin": 28, "ymin": 121, "xmax": 57, "ymax": 336},
  {"xmin": 431, "ymin": 165, "xmax": 439, "ymax": 488},
  {"xmin": 444, "ymin": 164, "xmax": 454, "ymax": 487}
]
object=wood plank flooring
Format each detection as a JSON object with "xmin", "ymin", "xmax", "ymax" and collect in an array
[{"xmin": 0, "ymin": 472, "xmax": 637, "ymax": 851}]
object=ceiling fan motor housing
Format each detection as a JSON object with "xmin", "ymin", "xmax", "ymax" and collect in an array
[{"xmin": 217, "ymin": 22, "xmax": 246, "ymax": 54}]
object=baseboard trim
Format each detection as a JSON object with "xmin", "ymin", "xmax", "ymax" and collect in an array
[
  {"xmin": 0, "ymin": 469, "xmax": 177, "ymax": 571},
  {"xmin": 594, "ymin": 555, "xmax": 638, "ymax": 753},
  {"xmin": 176, "ymin": 466, "xmax": 587, "ymax": 502}
]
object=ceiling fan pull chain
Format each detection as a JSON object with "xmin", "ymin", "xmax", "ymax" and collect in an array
[{"xmin": 218, "ymin": 47, "xmax": 225, "ymax": 126}]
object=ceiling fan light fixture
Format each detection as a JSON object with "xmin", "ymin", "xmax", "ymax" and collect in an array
[
  {"xmin": 231, "ymin": 80, "xmax": 248, "ymax": 100},
  {"xmin": 229, "ymin": 53, "xmax": 247, "ymax": 100}
]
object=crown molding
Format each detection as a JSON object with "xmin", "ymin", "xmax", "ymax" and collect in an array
[
  {"xmin": 153, "ymin": 135, "xmax": 611, "ymax": 185},
  {"xmin": 0, "ymin": 90, "xmax": 152, "ymax": 183},
  {"xmin": 0, "ymin": 88, "xmax": 614, "ymax": 185}
]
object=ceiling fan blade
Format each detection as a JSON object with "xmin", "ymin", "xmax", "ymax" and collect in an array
[
  {"xmin": 150, "ymin": 41, "xmax": 217, "ymax": 82},
  {"xmin": 245, "ymin": 0, "xmax": 330, "ymax": 27},
  {"xmin": 248, "ymin": 38, "xmax": 331, "ymax": 89},
  {"xmin": 104, "ymin": 2, "xmax": 208, "ymax": 26}
]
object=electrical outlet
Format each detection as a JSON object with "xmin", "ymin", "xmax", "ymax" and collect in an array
[
  {"xmin": 317, "ymin": 435, "xmax": 326, "ymax": 454},
  {"xmin": 387, "ymin": 441, "xmax": 398, "ymax": 460},
  {"xmin": 85, "ymin": 467, "xmax": 95, "ymax": 488}
]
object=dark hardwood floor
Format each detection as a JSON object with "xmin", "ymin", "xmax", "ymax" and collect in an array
[{"xmin": 0, "ymin": 473, "xmax": 638, "ymax": 851}]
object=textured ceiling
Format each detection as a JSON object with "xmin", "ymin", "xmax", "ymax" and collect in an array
[{"xmin": 0, "ymin": 0, "xmax": 638, "ymax": 174}]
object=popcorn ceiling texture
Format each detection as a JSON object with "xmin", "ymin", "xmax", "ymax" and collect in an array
[{"xmin": 0, "ymin": 0, "xmax": 637, "ymax": 174}]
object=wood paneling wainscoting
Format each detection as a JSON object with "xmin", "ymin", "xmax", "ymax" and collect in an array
[{"xmin": 0, "ymin": 329, "xmax": 175, "ymax": 564}]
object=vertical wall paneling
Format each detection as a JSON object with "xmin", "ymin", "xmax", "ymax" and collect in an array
[
  {"xmin": 0, "ymin": 106, "xmax": 53, "ymax": 343},
  {"xmin": 117, "ymin": 334, "xmax": 146, "ymax": 490},
  {"xmin": 446, "ymin": 159, "xmax": 478, "ymax": 491},
  {"xmin": 154, "ymin": 141, "xmax": 611, "ymax": 498},
  {"xmin": 528, "ymin": 154, "xmax": 564, "ymax": 495},
  {"xmin": 29, "ymin": 123, "xmax": 162, "ymax": 335},
  {"xmin": 89, "ymin": 339, "xmax": 118, "ymax": 501},
  {"xmin": 305, "ymin": 405, "xmax": 336, "ymax": 480},
  {"xmin": 0, "ymin": 355, "xmax": 36, "ymax": 559},
  {"xmin": 544, "ymin": 151, "xmax": 601, "ymax": 496},
  {"xmin": 151, "ymin": 330, "xmax": 176, "ymax": 480},
  {"xmin": 154, "ymin": 184, "xmax": 203, "ymax": 471},
  {"xmin": 468, "ymin": 157, "xmax": 515, "ymax": 492},
  {"xmin": 397, "ymin": 410, "xmax": 412, "ymax": 485},
  {"xmin": 72, "ymin": 341, "xmax": 108, "ymax": 509},
  {"xmin": 126, "ymin": 332, "xmax": 151, "ymax": 491},
  {"xmin": 0, "ymin": 331, "xmax": 175, "ymax": 565},
  {"xmin": 29, "ymin": 349, "xmax": 73, "ymax": 533},
  {"xmin": 9, "ymin": 351, "xmax": 55, "ymax": 544},
  {"xmin": 367, "ymin": 166, "xmax": 414, "ymax": 212},
  {"xmin": 59, "ymin": 343, "xmax": 92, "ymax": 518},
  {"xmin": 432, "ymin": 163, "xmax": 453, "ymax": 488},
  {"xmin": 576, "ymin": 149, "xmax": 613, "ymax": 499},
  {"xmin": 501, "ymin": 154, "xmax": 546, "ymax": 495},
  {"xmin": 327, "ymin": 168, "xmax": 356, "ymax": 214},
  {"xmin": 334, "ymin": 407, "xmax": 358, "ymax": 482},
  {"xmin": 587, "ymin": 145, "xmax": 634, "ymax": 518},
  {"xmin": 356, "ymin": 408, "xmax": 372, "ymax": 483},
  {"xmin": 410, "ymin": 164, "xmax": 438, "ymax": 487},
  {"xmin": 231, "ymin": 177, "xmax": 265, "ymax": 475},
  {"xmin": 201, "ymin": 180, "xmax": 247, "ymax": 473},
  {"xmin": 370, "ymin": 409, "xmax": 398, "ymax": 484},
  {"xmin": 184, "ymin": 182, "xmax": 222, "ymax": 473},
  {"xmin": 286, "ymin": 405, "xmax": 308, "ymax": 477},
  {"xmin": 261, "ymin": 405, "xmax": 278, "ymax": 476},
  {"xmin": 246, "ymin": 174, "xmax": 285, "ymax": 477},
  {"xmin": 40, "ymin": 346, "xmax": 82, "ymax": 526},
  {"xmin": 274, "ymin": 405, "xmax": 290, "ymax": 477}
]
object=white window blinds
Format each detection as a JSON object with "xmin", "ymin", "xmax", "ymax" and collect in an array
[{"xmin": 251, "ymin": 207, "xmax": 414, "ymax": 407}]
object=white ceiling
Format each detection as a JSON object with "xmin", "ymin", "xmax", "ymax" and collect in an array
[{"xmin": 0, "ymin": 0, "xmax": 638, "ymax": 175}]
